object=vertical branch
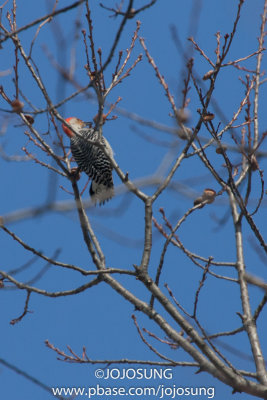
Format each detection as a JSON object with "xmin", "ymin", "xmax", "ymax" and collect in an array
[
  {"xmin": 71, "ymin": 180, "xmax": 105, "ymax": 268},
  {"xmin": 192, "ymin": 260, "xmax": 211, "ymax": 319},
  {"xmin": 8, "ymin": 0, "xmax": 19, "ymax": 99},
  {"xmin": 229, "ymin": 190, "xmax": 267, "ymax": 385},
  {"xmin": 101, "ymin": 0, "xmax": 134, "ymax": 71},
  {"xmin": 253, "ymin": 0, "xmax": 267, "ymax": 148},
  {"xmin": 84, "ymin": 1, "xmax": 105, "ymax": 134},
  {"xmin": 139, "ymin": 198, "xmax": 153, "ymax": 271},
  {"xmin": 85, "ymin": 1, "xmax": 98, "ymax": 73},
  {"xmin": 13, "ymin": 35, "xmax": 19, "ymax": 99}
]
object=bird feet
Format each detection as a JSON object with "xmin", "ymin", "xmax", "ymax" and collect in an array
[{"xmin": 70, "ymin": 167, "xmax": 81, "ymax": 181}]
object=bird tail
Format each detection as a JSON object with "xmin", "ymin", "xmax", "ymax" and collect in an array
[{"xmin": 89, "ymin": 180, "xmax": 114, "ymax": 205}]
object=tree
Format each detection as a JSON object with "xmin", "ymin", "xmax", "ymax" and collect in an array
[{"xmin": 0, "ymin": 0, "xmax": 267, "ymax": 398}]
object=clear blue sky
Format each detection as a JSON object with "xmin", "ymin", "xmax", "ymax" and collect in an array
[{"xmin": 0, "ymin": 0, "xmax": 266, "ymax": 399}]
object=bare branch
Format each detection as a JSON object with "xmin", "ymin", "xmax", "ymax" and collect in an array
[{"xmin": 0, "ymin": 0, "xmax": 86, "ymax": 44}]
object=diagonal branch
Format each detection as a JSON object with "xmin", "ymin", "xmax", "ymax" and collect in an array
[{"xmin": 0, "ymin": 0, "xmax": 86, "ymax": 44}]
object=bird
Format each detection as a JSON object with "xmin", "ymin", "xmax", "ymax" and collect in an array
[{"xmin": 62, "ymin": 117, "xmax": 114, "ymax": 205}]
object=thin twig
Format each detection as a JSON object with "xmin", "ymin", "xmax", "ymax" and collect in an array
[
  {"xmin": 0, "ymin": 0, "xmax": 86, "ymax": 44},
  {"xmin": 10, "ymin": 290, "xmax": 31, "ymax": 325}
]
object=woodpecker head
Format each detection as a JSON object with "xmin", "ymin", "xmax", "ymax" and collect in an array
[{"xmin": 62, "ymin": 117, "xmax": 86, "ymax": 138}]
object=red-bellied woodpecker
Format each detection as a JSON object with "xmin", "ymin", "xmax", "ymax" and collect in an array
[{"xmin": 62, "ymin": 117, "xmax": 114, "ymax": 205}]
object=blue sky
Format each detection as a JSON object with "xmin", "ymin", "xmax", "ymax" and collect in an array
[{"xmin": 0, "ymin": 0, "xmax": 267, "ymax": 399}]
